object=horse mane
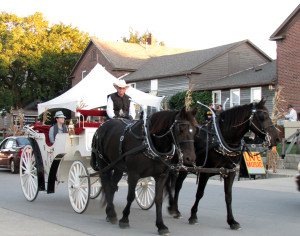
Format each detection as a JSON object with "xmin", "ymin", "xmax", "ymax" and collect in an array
[
  {"xmin": 219, "ymin": 103, "xmax": 254, "ymax": 129},
  {"xmin": 150, "ymin": 110, "xmax": 178, "ymax": 135},
  {"xmin": 150, "ymin": 109, "xmax": 199, "ymax": 135}
]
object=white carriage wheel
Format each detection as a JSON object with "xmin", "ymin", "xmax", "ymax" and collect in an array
[
  {"xmin": 90, "ymin": 177, "xmax": 101, "ymax": 199},
  {"xmin": 68, "ymin": 160, "xmax": 90, "ymax": 214},
  {"xmin": 135, "ymin": 177, "xmax": 155, "ymax": 210},
  {"xmin": 19, "ymin": 145, "xmax": 39, "ymax": 201}
]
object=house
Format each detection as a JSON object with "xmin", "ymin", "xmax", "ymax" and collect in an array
[
  {"xmin": 69, "ymin": 37, "xmax": 274, "ymax": 112},
  {"xmin": 196, "ymin": 60, "xmax": 277, "ymax": 113},
  {"xmin": 123, "ymin": 40, "xmax": 273, "ymax": 105},
  {"xmin": 69, "ymin": 36, "xmax": 194, "ymax": 87},
  {"xmin": 270, "ymin": 4, "xmax": 300, "ymax": 113}
]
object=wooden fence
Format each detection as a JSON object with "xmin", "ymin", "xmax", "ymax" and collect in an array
[{"xmin": 281, "ymin": 129, "xmax": 300, "ymax": 158}]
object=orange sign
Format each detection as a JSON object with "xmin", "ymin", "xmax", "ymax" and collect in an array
[{"xmin": 243, "ymin": 152, "xmax": 266, "ymax": 174}]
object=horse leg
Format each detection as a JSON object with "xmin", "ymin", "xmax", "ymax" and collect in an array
[
  {"xmin": 155, "ymin": 173, "xmax": 170, "ymax": 236},
  {"xmin": 119, "ymin": 173, "xmax": 139, "ymax": 229},
  {"xmin": 101, "ymin": 170, "xmax": 122, "ymax": 224},
  {"xmin": 168, "ymin": 172, "xmax": 188, "ymax": 219},
  {"xmin": 224, "ymin": 172, "xmax": 241, "ymax": 230},
  {"xmin": 188, "ymin": 173, "xmax": 209, "ymax": 224}
]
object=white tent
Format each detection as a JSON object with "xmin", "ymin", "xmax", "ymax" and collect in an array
[{"xmin": 38, "ymin": 64, "xmax": 163, "ymax": 115}]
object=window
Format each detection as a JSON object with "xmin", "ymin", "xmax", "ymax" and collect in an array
[
  {"xmin": 212, "ymin": 90, "xmax": 221, "ymax": 108},
  {"xmin": 230, "ymin": 89, "xmax": 240, "ymax": 107},
  {"xmin": 5, "ymin": 139, "xmax": 16, "ymax": 149},
  {"xmin": 151, "ymin": 79, "xmax": 158, "ymax": 91},
  {"xmin": 251, "ymin": 87, "xmax": 262, "ymax": 103},
  {"xmin": 129, "ymin": 83, "xmax": 136, "ymax": 88},
  {"xmin": 150, "ymin": 79, "xmax": 158, "ymax": 96},
  {"xmin": 82, "ymin": 70, "xmax": 86, "ymax": 79}
]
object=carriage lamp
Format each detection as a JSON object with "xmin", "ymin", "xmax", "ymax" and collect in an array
[{"xmin": 68, "ymin": 120, "xmax": 75, "ymax": 145}]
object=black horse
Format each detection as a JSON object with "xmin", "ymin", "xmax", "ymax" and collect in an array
[
  {"xmin": 167, "ymin": 99, "xmax": 280, "ymax": 230},
  {"xmin": 92, "ymin": 107, "xmax": 198, "ymax": 235}
]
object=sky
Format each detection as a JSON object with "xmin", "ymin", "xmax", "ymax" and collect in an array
[{"xmin": 2, "ymin": 0, "xmax": 300, "ymax": 59}]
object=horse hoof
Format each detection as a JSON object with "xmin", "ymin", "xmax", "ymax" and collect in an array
[
  {"xmin": 106, "ymin": 216, "xmax": 118, "ymax": 224},
  {"xmin": 230, "ymin": 223, "xmax": 241, "ymax": 230},
  {"xmin": 173, "ymin": 213, "xmax": 182, "ymax": 219},
  {"xmin": 188, "ymin": 218, "xmax": 198, "ymax": 225},
  {"xmin": 167, "ymin": 207, "xmax": 176, "ymax": 216},
  {"xmin": 119, "ymin": 221, "xmax": 130, "ymax": 229},
  {"xmin": 158, "ymin": 228, "xmax": 170, "ymax": 236}
]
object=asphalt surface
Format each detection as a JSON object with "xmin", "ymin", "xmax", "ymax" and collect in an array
[{"xmin": 0, "ymin": 168, "xmax": 299, "ymax": 236}]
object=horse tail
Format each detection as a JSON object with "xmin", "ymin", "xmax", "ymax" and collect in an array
[{"xmin": 91, "ymin": 128, "xmax": 101, "ymax": 171}]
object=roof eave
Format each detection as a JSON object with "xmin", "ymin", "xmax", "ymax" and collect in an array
[
  {"xmin": 126, "ymin": 70, "xmax": 197, "ymax": 83},
  {"xmin": 195, "ymin": 81, "xmax": 276, "ymax": 91}
]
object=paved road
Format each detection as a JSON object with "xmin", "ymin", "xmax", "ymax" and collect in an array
[{"xmin": 0, "ymin": 169, "xmax": 299, "ymax": 236}]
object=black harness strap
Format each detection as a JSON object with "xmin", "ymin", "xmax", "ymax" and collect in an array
[{"xmin": 99, "ymin": 144, "xmax": 147, "ymax": 174}]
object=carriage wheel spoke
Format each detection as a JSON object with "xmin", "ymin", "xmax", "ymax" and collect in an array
[{"xmin": 68, "ymin": 161, "xmax": 90, "ymax": 214}]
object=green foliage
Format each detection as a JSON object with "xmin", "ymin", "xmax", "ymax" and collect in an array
[
  {"xmin": 122, "ymin": 28, "xmax": 165, "ymax": 46},
  {"xmin": 0, "ymin": 12, "xmax": 89, "ymax": 111},
  {"xmin": 168, "ymin": 90, "xmax": 212, "ymax": 124}
]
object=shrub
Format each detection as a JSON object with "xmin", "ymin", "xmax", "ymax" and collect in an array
[{"xmin": 168, "ymin": 90, "xmax": 212, "ymax": 124}]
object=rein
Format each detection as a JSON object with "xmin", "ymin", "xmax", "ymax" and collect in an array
[{"xmin": 144, "ymin": 113, "xmax": 195, "ymax": 168}]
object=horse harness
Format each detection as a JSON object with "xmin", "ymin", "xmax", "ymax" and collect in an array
[
  {"xmin": 92, "ymin": 115, "xmax": 195, "ymax": 174},
  {"xmin": 194, "ymin": 107, "xmax": 275, "ymax": 178}
]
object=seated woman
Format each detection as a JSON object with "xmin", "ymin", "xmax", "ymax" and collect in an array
[{"xmin": 49, "ymin": 111, "xmax": 68, "ymax": 144}]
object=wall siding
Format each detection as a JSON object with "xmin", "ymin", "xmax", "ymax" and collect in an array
[
  {"xmin": 191, "ymin": 43, "xmax": 270, "ymax": 91},
  {"xmin": 158, "ymin": 76, "xmax": 189, "ymax": 97},
  {"xmin": 220, "ymin": 86, "xmax": 274, "ymax": 114}
]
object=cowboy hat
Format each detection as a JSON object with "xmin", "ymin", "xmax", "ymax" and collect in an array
[
  {"xmin": 54, "ymin": 111, "xmax": 66, "ymax": 118},
  {"xmin": 113, "ymin": 79, "xmax": 130, "ymax": 89}
]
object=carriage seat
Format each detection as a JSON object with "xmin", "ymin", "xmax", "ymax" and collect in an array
[
  {"xmin": 74, "ymin": 122, "xmax": 103, "ymax": 134},
  {"xmin": 74, "ymin": 109, "xmax": 107, "ymax": 134},
  {"xmin": 31, "ymin": 123, "xmax": 52, "ymax": 146}
]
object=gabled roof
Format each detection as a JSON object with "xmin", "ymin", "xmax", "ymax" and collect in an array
[
  {"xmin": 196, "ymin": 60, "xmax": 277, "ymax": 91},
  {"xmin": 69, "ymin": 37, "xmax": 195, "ymax": 77},
  {"xmin": 91, "ymin": 37, "xmax": 195, "ymax": 70},
  {"xmin": 123, "ymin": 40, "xmax": 271, "ymax": 82},
  {"xmin": 270, "ymin": 4, "xmax": 300, "ymax": 40}
]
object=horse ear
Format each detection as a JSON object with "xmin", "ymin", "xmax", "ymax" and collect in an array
[
  {"xmin": 259, "ymin": 97, "xmax": 266, "ymax": 106},
  {"xmin": 179, "ymin": 106, "xmax": 187, "ymax": 119}
]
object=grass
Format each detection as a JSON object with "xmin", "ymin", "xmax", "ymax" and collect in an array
[{"xmin": 276, "ymin": 143, "xmax": 298, "ymax": 155}]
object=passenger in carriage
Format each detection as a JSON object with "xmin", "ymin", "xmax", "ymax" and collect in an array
[
  {"xmin": 106, "ymin": 79, "xmax": 135, "ymax": 120},
  {"xmin": 49, "ymin": 111, "xmax": 68, "ymax": 144}
]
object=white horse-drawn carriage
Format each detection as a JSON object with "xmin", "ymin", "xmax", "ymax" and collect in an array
[
  {"xmin": 20, "ymin": 109, "xmax": 155, "ymax": 213},
  {"xmin": 19, "ymin": 64, "xmax": 163, "ymax": 213}
]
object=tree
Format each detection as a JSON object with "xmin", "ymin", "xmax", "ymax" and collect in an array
[
  {"xmin": 122, "ymin": 28, "xmax": 165, "ymax": 46},
  {"xmin": 0, "ymin": 12, "xmax": 89, "ymax": 113}
]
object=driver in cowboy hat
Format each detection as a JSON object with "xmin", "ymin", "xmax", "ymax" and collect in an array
[
  {"xmin": 49, "ymin": 111, "xmax": 68, "ymax": 144},
  {"xmin": 106, "ymin": 79, "xmax": 135, "ymax": 120}
]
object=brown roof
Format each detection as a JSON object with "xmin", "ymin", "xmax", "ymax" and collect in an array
[
  {"xmin": 270, "ymin": 4, "xmax": 300, "ymax": 40},
  {"xmin": 123, "ymin": 40, "xmax": 272, "ymax": 82},
  {"xmin": 196, "ymin": 60, "xmax": 277, "ymax": 91},
  {"xmin": 91, "ymin": 37, "xmax": 195, "ymax": 70}
]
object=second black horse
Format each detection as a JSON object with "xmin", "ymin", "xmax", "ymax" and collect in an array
[{"xmin": 167, "ymin": 99, "xmax": 280, "ymax": 230}]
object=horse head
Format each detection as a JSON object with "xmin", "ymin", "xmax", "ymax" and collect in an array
[
  {"xmin": 175, "ymin": 107, "xmax": 199, "ymax": 165},
  {"xmin": 250, "ymin": 98, "xmax": 280, "ymax": 147},
  {"xmin": 150, "ymin": 107, "xmax": 198, "ymax": 165}
]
